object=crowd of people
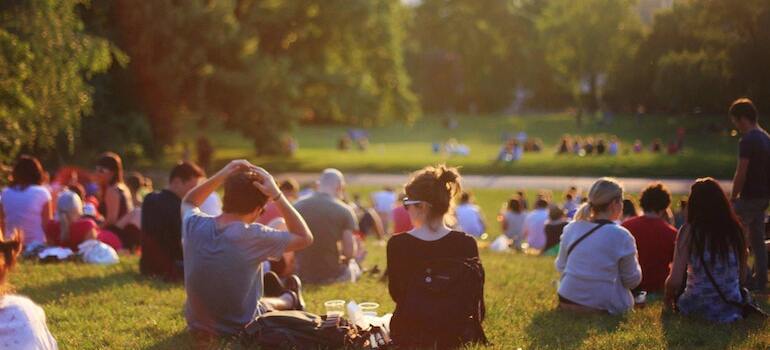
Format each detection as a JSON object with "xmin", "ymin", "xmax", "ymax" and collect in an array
[{"xmin": 0, "ymin": 97, "xmax": 767, "ymax": 348}]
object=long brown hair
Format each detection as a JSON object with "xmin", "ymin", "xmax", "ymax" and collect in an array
[
  {"xmin": 0, "ymin": 231, "xmax": 22, "ymax": 296},
  {"xmin": 687, "ymin": 178, "xmax": 747, "ymax": 266},
  {"xmin": 96, "ymin": 152, "xmax": 124, "ymax": 185}
]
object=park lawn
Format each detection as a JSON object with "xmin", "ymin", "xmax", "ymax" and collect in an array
[
  {"xmin": 12, "ymin": 187, "xmax": 757, "ymax": 350},
  {"xmin": 14, "ymin": 247, "xmax": 770, "ymax": 349},
  {"xmin": 174, "ymin": 113, "xmax": 738, "ymax": 179}
]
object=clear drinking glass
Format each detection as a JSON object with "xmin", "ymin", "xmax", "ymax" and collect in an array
[
  {"xmin": 359, "ymin": 302, "xmax": 380, "ymax": 317},
  {"xmin": 324, "ymin": 300, "xmax": 346, "ymax": 317}
]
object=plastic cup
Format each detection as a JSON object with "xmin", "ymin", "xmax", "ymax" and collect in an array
[
  {"xmin": 324, "ymin": 300, "xmax": 346, "ymax": 317},
  {"xmin": 359, "ymin": 302, "xmax": 380, "ymax": 317}
]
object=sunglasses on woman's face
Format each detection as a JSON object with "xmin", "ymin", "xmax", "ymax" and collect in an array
[
  {"xmin": 402, "ymin": 197, "xmax": 427, "ymax": 209},
  {"xmin": 95, "ymin": 166, "xmax": 110, "ymax": 174}
]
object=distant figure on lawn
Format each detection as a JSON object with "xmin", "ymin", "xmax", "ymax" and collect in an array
[
  {"xmin": 555, "ymin": 178, "xmax": 642, "ymax": 314},
  {"xmin": 665, "ymin": 178, "xmax": 748, "ymax": 323},
  {"xmin": 543, "ymin": 205, "xmax": 568, "ymax": 255},
  {"xmin": 622, "ymin": 183, "xmax": 677, "ymax": 293},
  {"xmin": 371, "ymin": 186, "xmax": 397, "ymax": 234},
  {"xmin": 729, "ymin": 98, "xmax": 770, "ymax": 293},
  {"xmin": 502, "ymin": 197, "xmax": 526, "ymax": 249},
  {"xmin": 387, "ymin": 165, "xmax": 486, "ymax": 348},
  {"xmin": 140, "ymin": 162, "xmax": 205, "ymax": 281},
  {"xmin": 391, "ymin": 193, "xmax": 414, "ymax": 235},
  {"xmin": 523, "ymin": 197, "xmax": 549, "ymax": 251},
  {"xmin": 45, "ymin": 190, "xmax": 122, "ymax": 252},
  {"xmin": 0, "ymin": 232, "xmax": 57, "ymax": 349},
  {"xmin": 182, "ymin": 160, "xmax": 312, "ymax": 340},
  {"xmin": 94, "ymin": 152, "xmax": 137, "ymax": 251},
  {"xmin": 622, "ymin": 199, "xmax": 639, "ymax": 222},
  {"xmin": 455, "ymin": 191, "xmax": 486, "ymax": 239},
  {"xmin": 0, "ymin": 155, "xmax": 52, "ymax": 253},
  {"xmin": 294, "ymin": 169, "xmax": 361, "ymax": 284}
]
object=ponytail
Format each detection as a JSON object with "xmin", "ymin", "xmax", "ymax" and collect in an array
[
  {"xmin": 573, "ymin": 202, "xmax": 592, "ymax": 221},
  {"xmin": 575, "ymin": 178, "xmax": 624, "ymax": 221}
]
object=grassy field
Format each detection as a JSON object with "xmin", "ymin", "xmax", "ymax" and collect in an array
[
  {"xmin": 172, "ymin": 113, "xmax": 738, "ymax": 179},
  {"xmin": 14, "ymin": 186, "xmax": 761, "ymax": 350}
]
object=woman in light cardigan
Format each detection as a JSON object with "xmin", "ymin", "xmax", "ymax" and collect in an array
[{"xmin": 555, "ymin": 178, "xmax": 642, "ymax": 314}]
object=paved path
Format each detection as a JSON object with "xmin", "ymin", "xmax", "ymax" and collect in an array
[{"xmin": 279, "ymin": 172, "xmax": 732, "ymax": 194}]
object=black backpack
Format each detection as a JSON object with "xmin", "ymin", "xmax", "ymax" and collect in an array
[
  {"xmin": 392, "ymin": 257, "xmax": 488, "ymax": 348},
  {"xmin": 241, "ymin": 310, "xmax": 366, "ymax": 349}
]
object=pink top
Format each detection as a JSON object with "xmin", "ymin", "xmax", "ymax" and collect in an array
[{"xmin": 391, "ymin": 206, "xmax": 413, "ymax": 235}]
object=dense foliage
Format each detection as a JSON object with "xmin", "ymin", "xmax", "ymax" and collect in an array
[{"xmin": 0, "ymin": 0, "xmax": 768, "ymax": 165}]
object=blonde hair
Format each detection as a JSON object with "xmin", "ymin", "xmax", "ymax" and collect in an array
[
  {"xmin": 574, "ymin": 177, "xmax": 624, "ymax": 221},
  {"xmin": 56, "ymin": 190, "xmax": 83, "ymax": 244}
]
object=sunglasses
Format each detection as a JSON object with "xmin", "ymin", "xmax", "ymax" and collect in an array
[
  {"xmin": 402, "ymin": 197, "xmax": 428, "ymax": 209},
  {"xmin": 95, "ymin": 166, "xmax": 110, "ymax": 174}
]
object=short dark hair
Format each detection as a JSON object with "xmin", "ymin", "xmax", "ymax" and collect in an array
[
  {"xmin": 507, "ymin": 197, "xmax": 522, "ymax": 213},
  {"xmin": 169, "ymin": 161, "xmax": 205, "ymax": 183},
  {"xmin": 729, "ymin": 98, "xmax": 758, "ymax": 123},
  {"xmin": 10, "ymin": 155, "xmax": 44, "ymax": 189},
  {"xmin": 222, "ymin": 171, "xmax": 268, "ymax": 215},
  {"xmin": 125, "ymin": 172, "xmax": 145, "ymax": 193},
  {"xmin": 535, "ymin": 198, "xmax": 549, "ymax": 208},
  {"xmin": 460, "ymin": 192, "xmax": 472, "ymax": 203},
  {"xmin": 279, "ymin": 178, "xmax": 299, "ymax": 193},
  {"xmin": 640, "ymin": 183, "xmax": 671, "ymax": 213}
]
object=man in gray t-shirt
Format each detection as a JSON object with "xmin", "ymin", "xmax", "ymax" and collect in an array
[
  {"xmin": 294, "ymin": 169, "xmax": 360, "ymax": 284},
  {"xmin": 181, "ymin": 160, "xmax": 313, "ymax": 337}
]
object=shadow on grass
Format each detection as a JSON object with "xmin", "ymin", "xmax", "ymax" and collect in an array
[
  {"xmin": 525, "ymin": 308, "xmax": 624, "ymax": 349},
  {"xmin": 660, "ymin": 309, "xmax": 765, "ymax": 349}
]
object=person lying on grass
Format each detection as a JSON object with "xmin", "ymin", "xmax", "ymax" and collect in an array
[
  {"xmin": 181, "ymin": 160, "xmax": 313, "ymax": 340},
  {"xmin": 555, "ymin": 177, "xmax": 642, "ymax": 314}
]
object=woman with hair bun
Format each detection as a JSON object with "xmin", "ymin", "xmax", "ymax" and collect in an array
[
  {"xmin": 387, "ymin": 165, "xmax": 486, "ymax": 348},
  {"xmin": 555, "ymin": 177, "xmax": 642, "ymax": 314}
]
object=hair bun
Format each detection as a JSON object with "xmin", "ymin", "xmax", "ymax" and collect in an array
[{"xmin": 436, "ymin": 166, "xmax": 459, "ymax": 185}]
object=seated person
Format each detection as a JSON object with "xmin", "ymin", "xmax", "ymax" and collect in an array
[
  {"xmin": 543, "ymin": 205, "xmax": 568, "ymax": 254},
  {"xmin": 556, "ymin": 178, "xmax": 641, "ymax": 314},
  {"xmin": 294, "ymin": 169, "xmax": 360, "ymax": 284},
  {"xmin": 622, "ymin": 183, "xmax": 676, "ymax": 293},
  {"xmin": 182, "ymin": 160, "xmax": 313, "ymax": 339},
  {"xmin": 140, "ymin": 162, "xmax": 205, "ymax": 281},
  {"xmin": 45, "ymin": 190, "xmax": 122, "ymax": 252},
  {"xmin": 665, "ymin": 178, "xmax": 747, "ymax": 323},
  {"xmin": 455, "ymin": 192, "xmax": 486, "ymax": 238},
  {"xmin": 387, "ymin": 165, "xmax": 486, "ymax": 348},
  {"xmin": 0, "ymin": 231, "xmax": 58, "ymax": 349}
]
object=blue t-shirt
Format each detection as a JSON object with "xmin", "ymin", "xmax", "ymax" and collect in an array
[
  {"xmin": 181, "ymin": 206, "xmax": 292, "ymax": 335},
  {"xmin": 739, "ymin": 128, "xmax": 770, "ymax": 199}
]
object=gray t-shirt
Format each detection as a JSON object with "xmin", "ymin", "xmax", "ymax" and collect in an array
[
  {"xmin": 294, "ymin": 192, "xmax": 358, "ymax": 283},
  {"xmin": 181, "ymin": 206, "xmax": 292, "ymax": 335}
]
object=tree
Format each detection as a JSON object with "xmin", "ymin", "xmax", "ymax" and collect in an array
[
  {"xmin": 536, "ymin": 0, "xmax": 641, "ymax": 121},
  {"xmin": 0, "ymin": 0, "xmax": 113, "ymax": 164}
]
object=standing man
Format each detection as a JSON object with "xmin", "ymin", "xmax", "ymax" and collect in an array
[
  {"xmin": 294, "ymin": 169, "xmax": 360, "ymax": 284},
  {"xmin": 730, "ymin": 98, "xmax": 770, "ymax": 293},
  {"xmin": 140, "ymin": 161, "xmax": 205, "ymax": 281}
]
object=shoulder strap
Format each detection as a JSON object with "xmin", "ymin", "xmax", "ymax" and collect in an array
[
  {"xmin": 566, "ymin": 222, "xmax": 608, "ymax": 258},
  {"xmin": 699, "ymin": 252, "xmax": 743, "ymax": 307}
]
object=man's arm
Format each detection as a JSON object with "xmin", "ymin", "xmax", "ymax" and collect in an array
[
  {"xmin": 182, "ymin": 160, "xmax": 253, "ymax": 214},
  {"xmin": 250, "ymin": 167, "xmax": 312, "ymax": 252},
  {"xmin": 341, "ymin": 229, "xmax": 356, "ymax": 260},
  {"xmin": 731, "ymin": 158, "xmax": 749, "ymax": 200}
]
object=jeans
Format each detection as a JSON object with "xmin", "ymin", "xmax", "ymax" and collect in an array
[{"xmin": 734, "ymin": 198, "xmax": 769, "ymax": 290}]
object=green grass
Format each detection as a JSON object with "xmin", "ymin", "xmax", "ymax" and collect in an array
[
  {"xmin": 172, "ymin": 113, "xmax": 738, "ymax": 179},
  {"xmin": 12, "ymin": 187, "xmax": 766, "ymax": 349}
]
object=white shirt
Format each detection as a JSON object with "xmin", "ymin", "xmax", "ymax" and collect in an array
[
  {"xmin": 455, "ymin": 203, "xmax": 485, "ymax": 237},
  {"xmin": 371, "ymin": 190, "xmax": 397, "ymax": 214},
  {"xmin": 199, "ymin": 192, "xmax": 223, "ymax": 216},
  {"xmin": 523, "ymin": 208, "xmax": 549, "ymax": 249},
  {"xmin": 555, "ymin": 221, "xmax": 641, "ymax": 314},
  {"xmin": 1, "ymin": 186, "xmax": 51, "ymax": 245},
  {"xmin": 0, "ymin": 295, "xmax": 57, "ymax": 350}
]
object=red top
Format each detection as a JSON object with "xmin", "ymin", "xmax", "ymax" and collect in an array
[
  {"xmin": 391, "ymin": 206, "xmax": 413, "ymax": 235},
  {"xmin": 622, "ymin": 216, "xmax": 677, "ymax": 292},
  {"xmin": 45, "ymin": 218, "xmax": 123, "ymax": 252}
]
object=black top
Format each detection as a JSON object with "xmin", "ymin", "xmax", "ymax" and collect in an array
[
  {"xmin": 140, "ymin": 190, "xmax": 183, "ymax": 277},
  {"xmin": 544, "ymin": 221, "xmax": 568, "ymax": 252},
  {"xmin": 739, "ymin": 128, "xmax": 770, "ymax": 199},
  {"xmin": 387, "ymin": 231, "xmax": 479, "ymax": 304}
]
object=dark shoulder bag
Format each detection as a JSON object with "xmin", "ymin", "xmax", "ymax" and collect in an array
[{"xmin": 699, "ymin": 253, "xmax": 769, "ymax": 319}]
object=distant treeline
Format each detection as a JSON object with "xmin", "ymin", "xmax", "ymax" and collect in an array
[{"xmin": 1, "ymin": 0, "xmax": 768, "ymax": 165}]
